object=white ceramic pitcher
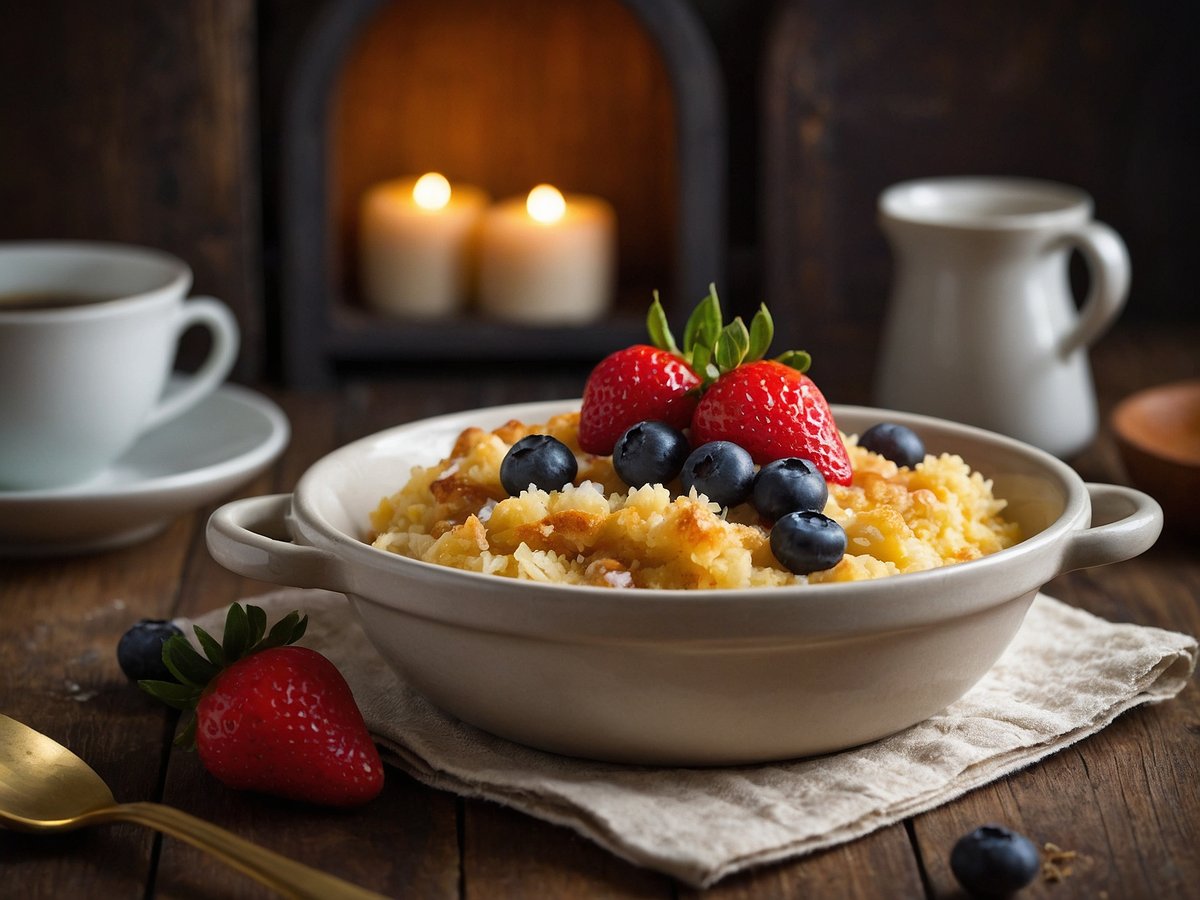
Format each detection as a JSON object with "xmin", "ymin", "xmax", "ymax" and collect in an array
[{"xmin": 873, "ymin": 177, "xmax": 1130, "ymax": 459}]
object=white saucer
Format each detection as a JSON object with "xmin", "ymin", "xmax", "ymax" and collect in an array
[{"xmin": 0, "ymin": 382, "xmax": 289, "ymax": 557}]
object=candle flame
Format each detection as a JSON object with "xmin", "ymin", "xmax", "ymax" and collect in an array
[
  {"xmin": 526, "ymin": 184, "xmax": 566, "ymax": 224},
  {"xmin": 413, "ymin": 172, "xmax": 451, "ymax": 211}
]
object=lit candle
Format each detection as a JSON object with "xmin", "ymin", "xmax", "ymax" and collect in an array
[
  {"xmin": 359, "ymin": 172, "xmax": 489, "ymax": 317},
  {"xmin": 478, "ymin": 184, "xmax": 616, "ymax": 325}
]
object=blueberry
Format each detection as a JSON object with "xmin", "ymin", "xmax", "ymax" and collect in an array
[
  {"xmin": 500, "ymin": 434, "xmax": 579, "ymax": 495},
  {"xmin": 769, "ymin": 511, "xmax": 847, "ymax": 574},
  {"xmin": 950, "ymin": 825, "xmax": 1041, "ymax": 897},
  {"xmin": 613, "ymin": 420, "xmax": 691, "ymax": 488},
  {"xmin": 117, "ymin": 619, "xmax": 183, "ymax": 682},
  {"xmin": 680, "ymin": 441, "xmax": 756, "ymax": 508},
  {"xmin": 858, "ymin": 422, "xmax": 926, "ymax": 469},
  {"xmin": 752, "ymin": 457, "xmax": 829, "ymax": 522}
]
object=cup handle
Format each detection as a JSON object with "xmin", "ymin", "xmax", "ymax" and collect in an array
[
  {"xmin": 207, "ymin": 494, "xmax": 353, "ymax": 594},
  {"xmin": 1059, "ymin": 483, "xmax": 1162, "ymax": 575},
  {"xmin": 142, "ymin": 295, "xmax": 240, "ymax": 432},
  {"xmin": 1058, "ymin": 221, "xmax": 1131, "ymax": 358}
]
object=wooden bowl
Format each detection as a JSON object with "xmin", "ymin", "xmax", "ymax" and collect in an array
[{"xmin": 1112, "ymin": 379, "xmax": 1200, "ymax": 534}]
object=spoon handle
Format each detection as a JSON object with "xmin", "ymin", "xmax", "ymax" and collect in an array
[{"xmin": 91, "ymin": 801, "xmax": 390, "ymax": 899}]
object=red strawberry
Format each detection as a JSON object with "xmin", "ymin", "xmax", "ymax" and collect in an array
[
  {"xmin": 195, "ymin": 646, "xmax": 382, "ymax": 806},
  {"xmin": 578, "ymin": 344, "xmax": 700, "ymax": 454},
  {"xmin": 641, "ymin": 286, "xmax": 853, "ymax": 485},
  {"xmin": 140, "ymin": 604, "xmax": 383, "ymax": 807},
  {"xmin": 691, "ymin": 359, "xmax": 853, "ymax": 485},
  {"xmin": 578, "ymin": 291, "xmax": 716, "ymax": 455}
]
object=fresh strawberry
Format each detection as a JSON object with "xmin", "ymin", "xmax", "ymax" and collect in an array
[
  {"xmin": 140, "ymin": 604, "xmax": 383, "ymax": 807},
  {"xmin": 646, "ymin": 288, "xmax": 852, "ymax": 485},
  {"xmin": 579, "ymin": 344, "xmax": 700, "ymax": 454},
  {"xmin": 691, "ymin": 359, "xmax": 853, "ymax": 485},
  {"xmin": 578, "ymin": 291, "xmax": 716, "ymax": 454}
]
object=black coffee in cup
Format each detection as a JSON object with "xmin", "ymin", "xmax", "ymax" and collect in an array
[{"xmin": 0, "ymin": 291, "xmax": 112, "ymax": 311}]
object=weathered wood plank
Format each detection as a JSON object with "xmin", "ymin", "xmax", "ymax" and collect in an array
[
  {"xmin": 683, "ymin": 827, "xmax": 926, "ymax": 899},
  {"xmin": 913, "ymin": 696, "xmax": 1200, "ymax": 900},
  {"xmin": 762, "ymin": 0, "xmax": 1198, "ymax": 366},
  {"xmin": 0, "ymin": 0, "xmax": 264, "ymax": 379},
  {"xmin": 0, "ymin": 513, "xmax": 201, "ymax": 896},
  {"xmin": 462, "ymin": 801, "xmax": 670, "ymax": 899}
]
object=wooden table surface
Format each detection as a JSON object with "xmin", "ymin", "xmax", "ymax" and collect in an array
[{"xmin": 2, "ymin": 323, "xmax": 1197, "ymax": 899}]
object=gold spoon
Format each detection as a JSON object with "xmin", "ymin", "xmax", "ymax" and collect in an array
[{"xmin": 0, "ymin": 713, "xmax": 390, "ymax": 899}]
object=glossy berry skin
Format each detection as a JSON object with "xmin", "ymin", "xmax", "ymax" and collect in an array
[
  {"xmin": 680, "ymin": 441, "xmax": 756, "ymax": 509},
  {"xmin": 752, "ymin": 457, "xmax": 829, "ymax": 522},
  {"xmin": 579, "ymin": 345, "xmax": 700, "ymax": 455},
  {"xmin": 117, "ymin": 619, "xmax": 183, "ymax": 682},
  {"xmin": 859, "ymin": 422, "xmax": 926, "ymax": 469},
  {"xmin": 500, "ymin": 434, "xmax": 579, "ymax": 495},
  {"xmin": 195, "ymin": 646, "xmax": 384, "ymax": 807},
  {"xmin": 690, "ymin": 360, "xmax": 853, "ymax": 485},
  {"xmin": 612, "ymin": 420, "xmax": 691, "ymax": 488},
  {"xmin": 950, "ymin": 825, "xmax": 1041, "ymax": 897},
  {"xmin": 769, "ymin": 510, "xmax": 847, "ymax": 574}
]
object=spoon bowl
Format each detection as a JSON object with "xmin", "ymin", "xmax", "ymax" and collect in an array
[
  {"xmin": 0, "ymin": 716, "xmax": 117, "ymax": 828},
  {"xmin": 0, "ymin": 713, "xmax": 386, "ymax": 898}
]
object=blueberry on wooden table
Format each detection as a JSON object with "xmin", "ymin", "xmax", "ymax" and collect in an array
[
  {"xmin": 117, "ymin": 619, "xmax": 183, "ymax": 682},
  {"xmin": 858, "ymin": 422, "xmax": 926, "ymax": 469},
  {"xmin": 680, "ymin": 440, "xmax": 756, "ymax": 509},
  {"xmin": 612, "ymin": 420, "xmax": 691, "ymax": 488},
  {"xmin": 500, "ymin": 434, "xmax": 579, "ymax": 495},
  {"xmin": 752, "ymin": 457, "xmax": 829, "ymax": 522},
  {"xmin": 950, "ymin": 824, "xmax": 1041, "ymax": 897}
]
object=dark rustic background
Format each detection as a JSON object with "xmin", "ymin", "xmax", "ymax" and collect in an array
[{"xmin": 1, "ymin": 0, "xmax": 1195, "ymax": 386}]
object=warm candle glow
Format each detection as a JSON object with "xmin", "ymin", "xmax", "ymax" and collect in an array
[
  {"xmin": 526, "ymin": 184, "xmax": 566, "ymax": 224},
  {"xmin": 361, "ymin": 174, "xmax": 488, "ymax": 317},
  {"xmin": 479, "ymin": 188, "xmax": 616, "ymax": 324},
  {"xmin": 412, "ymin": 172, "xmax": 452, "ymax": 211}
]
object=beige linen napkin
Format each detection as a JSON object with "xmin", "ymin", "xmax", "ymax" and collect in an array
[{"xmin": 186, "ymin": 591, "xmax": 1196, "ymax": 888}]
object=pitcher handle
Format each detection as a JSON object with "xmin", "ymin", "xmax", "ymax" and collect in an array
[{"xmin": 1058, "ymin": 221, "xmax": 1131, "ymax": 358}]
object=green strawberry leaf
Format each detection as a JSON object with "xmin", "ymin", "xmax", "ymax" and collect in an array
[
  {"xmin": 776, "ymin": 349, "xmax": 813, "ymax": 374},
  {"xmin": 193, "ymin": 625, "xmax": 226, "ymax": 669},
  {"xmin": 747, "ymin": 304, "xmax": 773, "ymax": 361},
  {"xmin": 691, "ymin": 341, "xmax": 714, "ymax": 383},
  {"xmin": 682, "ymin": 284, "xmax": 722, "ymax": 357},
  {"xmin": 639, "ymin": 287, "xmax": 820, "ymax": 397},
  {"xmin": 646, "ymin": 292, "xmax": 679, "ymax": 355},
  {"xmin": 246, "ymin": 604, "xmax": 268, "ymax": 647},
  {"xmin": 260, "ymin": 610, "xmax": 309, "ymax": 651},
  {"xmin": 162, "ymin": 634, "xmax": 220, "ymax": 688},
  {"xmin": 715, "ymin": 318, "xmax": 751, "ymax": 372},
  {"xmin": 220, "ymin": 603, "xmax": 251, "ymax": 664}
]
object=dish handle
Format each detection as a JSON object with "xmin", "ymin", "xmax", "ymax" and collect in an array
[
  {"xmin": 1060, "ymin": 483, "xmax": 1163, "ymax": 574},
  {"xmin": 206, "ymin": 494, "xmax": 351, "ymax": 593}
]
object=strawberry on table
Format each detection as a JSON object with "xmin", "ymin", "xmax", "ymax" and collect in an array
[{"xmin": 140, "ymin": 603, "xmax": 383, "ymax": 807}]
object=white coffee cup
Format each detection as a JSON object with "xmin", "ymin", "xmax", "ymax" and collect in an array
[{"xmin": 0, "ymin": 242, "xmax": 240, "ymax": 490}]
